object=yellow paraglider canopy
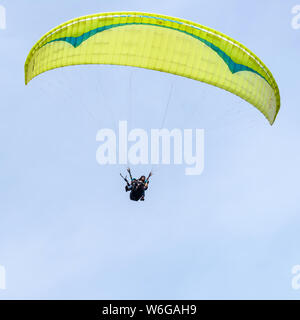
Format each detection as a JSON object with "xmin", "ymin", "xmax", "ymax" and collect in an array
[{"xmin": 25, "ymin": 11, "xmax": 280, "ymax": 124}]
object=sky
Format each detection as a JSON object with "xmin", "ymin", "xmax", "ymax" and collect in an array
[{"xmin": 0, "ymin": 0, "xmax": 300, "ymax": 299}]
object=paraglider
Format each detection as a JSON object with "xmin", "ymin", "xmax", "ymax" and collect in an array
[
  {"xmin": 24, "ymin": 11, "xmax": 281, "ymax": 202},
  {"xmin": 120, "ymin": 168, "xmax": 152, "ymax": 201}
]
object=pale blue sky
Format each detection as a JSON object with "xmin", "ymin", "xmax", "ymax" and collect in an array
[{"xmin": 0, "ymin": 0, "xmax": 300, "ymax": 299}]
